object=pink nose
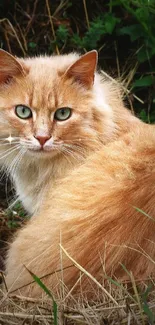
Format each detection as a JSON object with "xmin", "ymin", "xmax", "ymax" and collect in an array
[{"xmin": 35, "ymin": 135, "xmax": 50, "ymax": 146}]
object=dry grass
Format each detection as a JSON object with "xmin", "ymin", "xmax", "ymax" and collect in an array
[
  {"xmin": 0, "ymin": 207, "xmax": 155, "ymax": 324},
  {"xmin": 0, "ymin": 216, "xmax": 155, "ymax": 325},
  {"xmin": 0, "ymin": 273, "xmax": 155, "ymax": 325}
]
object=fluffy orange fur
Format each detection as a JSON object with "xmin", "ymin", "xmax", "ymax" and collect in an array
[
  {"xmin": 1, "ymin": 49, "xmax": 153, "ymax": 297},
  {"xmin": 0, "ymin": 50, "xmax": 137, "ymax": 214},
  {"xmin": 5, "ymin": 124, "xmax": 155, "ymax": 296}
]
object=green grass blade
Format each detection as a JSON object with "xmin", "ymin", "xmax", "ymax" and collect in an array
[
  {"xmin": 142, "ymin": 285, "xmax": 155, "ymax": 324},
  {"xmin": 133, "ymin": 206, "xmax": 155, "ymax": 221},
  {"xmin": 24, "ymin": 266, "xmax": 58, "ymax": 325},
  {"xmin": 104, "ymin": 275, "xmax": 123, "ymax": 288},
  {"xmin": 120, "ymin": 263, "xmax": 131, "ymax": 277},
  {"xmin": 142, "ymin": 301, "xmax": 155, "ymax": 324},
  {"xmin": 53, "ymin": 300, "xmax": 58, "ymax": 325}
]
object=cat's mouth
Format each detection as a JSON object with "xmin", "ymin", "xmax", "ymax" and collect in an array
[
  {"xmin": 28, "ymin": 146, "xmax": 56, "ymax": 152},
  {"xmin": 27, "ymin": 146, "xmax": 59, "ymax": 158}
]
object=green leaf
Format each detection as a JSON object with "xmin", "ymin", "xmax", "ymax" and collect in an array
[
  {"xmin": 142, "ymin": 302, "xmax": 155, "ymax": 324},
  {"xmin": 137, "ymin": 46, "xmax": 155, "ymax": 63},
  {"xmin": 71, "ymin": 34, "xmax": 83, "ymax": 48},
  {"xmin": 133, "ymin": 76, "xmax": 155, "ymax": 88},
  {"xmin": 7, "ymin": 220, "xmax": 18, "ymax": 229},
  {"xmin": 83, "ymin": 17, "xmax": 105, "ymax": 49},
  {"xmin": 28, "ymin": 42, "xmax": 37, "ymax": 49},
  {"xmin": 139, "ymin": 109, "xmax": 148, "ymax": 122},
  {"xmin": 56, "ymin": 25, "xmax": 69, "ymax": 43},
  {"xmin": 142, "ymin": 284, "xmax": 153, "ymax": 300},
  {"xmin": 142, "ymin": 285, "xmax": 155, "ymax": 324},
  {"xmin": 109, "ymin": 0, "xmax": 121, "ymax": 7},
  {"xmin": 104, "ymin": 13, "xmax": 120, "ymax": 35},
  {"xmin": 105, "ymin": 275, "xmax": 123, "ymax": 288},
  {"xmin": 120, "ymin": 263, "xmax": 131, "ymax": 277},
  {"xmin": 118, "ymin": 24, "xmax": 143, "ymax": 41},
  {"xmin": 25, "ymin": 267, "xmax": 58, "ymax": 325}
]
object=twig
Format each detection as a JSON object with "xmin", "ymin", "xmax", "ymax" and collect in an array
[
  {"xmin": 114, "ymin": 41, "xmax": 120, "ymax": 79},
  {"xmin": 101, "ymin": 70, "xmax": 144, "ymax": 104},
  {"xmin": 9, "ymin": 294, "xmax": 50, "ymax": 303},
  {"xmin": 25, "ymin": 0, "xmax": 38, "ymax": 35},
  {"xmin": 0, "ymin": 317, "xmax": 17, "ymax": 325},
  {"xmin": 130, "ymin": 272, "xmax": 145, "ymax": 325},
  {"xmin": 0, "ymin": 18, "xmax": 26, "ymax": 55},
  {"xmin": 45, "ymin": 0, "xmax": 60, "ymax": 55},
  {"xmin": 0, "ymin": 272, "xmax": 8, "ymax": 293},
  {"xmin": 15, "ymin": 22, "xmax": 28, "ymax": 52},
  {"xmin": 83, "ymin": 0, "xmax": 90, "ymax": 29},
  {"xmin": 3, "ymin": 31, "xmax": 11, "ymax": 53},
  {"xmin": 125, "ymin": 61, "xmax": 139, "ymax": 90},
  {"xmin": 59, "ymin": 244, "xmax": 119, "ymax": 306},
  {"xmin": 0, "ymin": 312, "xmax": 52, "ymax": 319}
]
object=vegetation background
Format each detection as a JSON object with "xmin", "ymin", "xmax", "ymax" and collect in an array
[
  {"xmin": 0, "ymin": 1, "xmax": 155, "ymax": 324},
  {"xmin": 0, "ymin": 0, "xmax": 155, "ymax": 121}
]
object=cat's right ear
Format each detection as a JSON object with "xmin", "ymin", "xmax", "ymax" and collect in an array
[
  {"xmin": 64, "ymin": 50, "xmax": 98, "ymax": 89},
  {"xmin": 0, "ymin": 49, "xmax": 25, "ymax": 85}
]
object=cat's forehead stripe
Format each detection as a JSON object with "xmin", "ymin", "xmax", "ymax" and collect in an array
[{"xmin": 28, "ymin": 83, "xmax": 58, "ymax": 111}]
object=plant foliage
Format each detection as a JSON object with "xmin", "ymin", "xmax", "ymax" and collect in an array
[{"xmin": 0, "ymin": 0, "xmax": 155, "ymax": 120}]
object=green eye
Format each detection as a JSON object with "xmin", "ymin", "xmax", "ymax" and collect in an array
[
  {"xmin": 15, "ymin": 105, "xmax": 32, "ymax": 119},
  {"xmin": 54, "ymin": 107, "xmax": 71, "ymax": 121}
]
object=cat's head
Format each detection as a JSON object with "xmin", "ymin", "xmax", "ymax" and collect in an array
[{"xmin": 0, "ymin": 49, "xmax": 113, "ymax": 165}]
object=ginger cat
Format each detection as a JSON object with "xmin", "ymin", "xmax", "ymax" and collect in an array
[
  {"xmin": 5, "ymin": 124, "xmax": 155, "ymax": 296},
  {"xmin": 0, "ymin": 49, "xmax": 137, "ymax": 215},
  {"xmin": 1, "ymin": 49, "xmax": 153, "ymax": 296}
]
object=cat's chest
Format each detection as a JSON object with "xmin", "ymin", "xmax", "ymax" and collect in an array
[
  {"xmin": 12, "ymin": 158, "xmax": 73, "ymax": 215},
  {"xmin": 13, "ymin": 168, "xmax": 48, "ymax": 214}
]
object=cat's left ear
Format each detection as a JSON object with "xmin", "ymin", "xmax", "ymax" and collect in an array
[
  {"xmin": 64, "ymin": 50, "xmax": 98, "ymax": 89},
  {"xmin": 0, "ymin": 49, "xmax": 25, "ymax": 85}
]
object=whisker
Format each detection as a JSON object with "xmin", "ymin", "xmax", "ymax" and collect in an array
[
  {"xmin": 63, "ymin": 143, "xmax": 87, "ymax": 156},
  {"xmin": 7, "ymin": 196, "xmax": 20, "ymax": 211},
  {"xmin": 0, "ymin": 146, "xmax": 20, "ymax": 160},
  {"xmin": 0, "ymin": 145, "xmax": 20, "ymax": 155},
  {"xmin": 21, "ymin": 140, "xmax": 34, "ymax": 144},
  {"xmin": 56, "ymin": 146, "xmax": 74, "ymax": 166},
  {"xmin": 8, "ymin": 149, "xmax": 25, "ymax": 176},
  {"xmin": 54, "ymin": 138, "xmax": 100, "ymax": 145},
  {"xmin": 5, "ymin": 149, "xmax": 27, "ymax": 208},
  {"xmin": 0, "ymin": 136, "xmax": 20, "ymax": 141},
  {"xmin": 0, "ymin": 142, "xmax": 20, "ymax": 146},
  {"xmin": 60, "ymin": 147, "xmax": 85, "ymax": 162}
]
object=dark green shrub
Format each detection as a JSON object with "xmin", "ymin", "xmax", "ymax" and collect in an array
[{"xmin": 0, "ymin": 0, "xmax": 155, "ymax": 121}]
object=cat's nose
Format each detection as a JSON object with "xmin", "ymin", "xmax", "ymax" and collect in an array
[{"xmin": 35, "ymin": 135, "xmax": 50, "ymax": 146}]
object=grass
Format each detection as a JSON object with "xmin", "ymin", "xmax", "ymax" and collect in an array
[
  {"xmin": 0, "ymin": 225, "xmax": 155, "ymax": 324},
  {"xmin": 25, "ymin": 267, "xmax": 58, "ymax": 325},
  {"xmin": 0, "ymin": 268, "xmax": 155, "ymax": 324},
  {"xmin": 0, "ymin": 204, "xmax": 155, "ymax": 324}
]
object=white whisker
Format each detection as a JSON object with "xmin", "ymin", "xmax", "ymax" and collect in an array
[
  {"xmin": 0, "ymin": 146, "xmax": 20, "ymax": 160},
  {"xmin": 5, "ymin": 148, "xmax": 27, "ymax": 208},
  {"xmin": 60, "ymin": 146, "xmax": 84, "ymax": 162},
  {"xmin": 0, "ymin": 142, "xmax": 20, "ymax": 146}
]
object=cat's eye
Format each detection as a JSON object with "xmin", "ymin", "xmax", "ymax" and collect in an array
[
  {"xmin": 15, "ymin": 105, "xmax": 32, "ymax": 119},
  {"xmin": 54, "ymin": 107, "xmax": 71, "ymax": 121}
]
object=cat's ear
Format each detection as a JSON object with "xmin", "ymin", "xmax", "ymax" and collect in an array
[
  {"xmin": 64, "ymin": 50, "xmax": 98, "ymax": 89},
  {"xmin": 0, "ymin": 49, "xmax": 25, "ymax": 85}
]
